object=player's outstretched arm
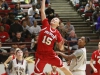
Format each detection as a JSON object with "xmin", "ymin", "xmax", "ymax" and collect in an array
[
  {"xmin": 41, "ymin": 0, "xmax": 46, "ymax": 21},
  {"xmin": 56, "ymin": 51, "xmax": 76, "ymax": 60}
]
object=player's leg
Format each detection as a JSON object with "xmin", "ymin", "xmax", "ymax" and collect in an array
[
  {"xmin": 34, "ymin": 57, "xmax": 47, "ymax": 75},
  {"xmin": 59, "ymin": 66, "xmax": 73, "ymax": 75},
  {"xmin": 48, "ymin": 55, "xmax": 73, "ymax": 75},
  {"xmin": 72, "ymin": 71, "xmax": 86, "ymax": 75}
]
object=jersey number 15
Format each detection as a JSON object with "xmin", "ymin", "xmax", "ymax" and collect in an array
[{"xmin": 42, "ymin": 36, "xmax": 53, "ymax": 45}]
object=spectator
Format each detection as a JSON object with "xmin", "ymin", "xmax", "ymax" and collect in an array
[
  {"xmin": 79, "ymin": 0, "xmax": 87, "ymax": 7},
  {"xmin": 22, "ymin": 20, "xmax": 31, "ymax": 38},
  {"xmin": 28, "ymin": 3, "xmax": 39, "ymax": 16},
  {"xmin": 0, "ymin": 26, "xmax": 10, "ymax": 43},
  {"xmin": 24, "ymin": 50, "xmax": 34, "ymax": 63},
  {"xmin": 57, "ymin": 21, "xmax": 66, "ymax": 38},
  {"xmin": 36, "ymin": 0, "xmax": 41, "ymax": 10},
  {"xmin": 48, "ymin": 66, "xmax": 61, "ymax": 75},
  {"xmin": 0, "ymin": 42, "xmax": 7, "ymax": 63},
  {"xmin": 96, "ymin": 11, "xmax": 100, "ymax": 31},
  {"xmin": 0, "ymin": 18, "xmax": 10, "ymax": 32},
  {"xmin": 12, "ymin": 32, "xmax": 25, "ymax": 48},
  {"xmin": 0, "ymin": 0, "xmax": 8, "ymax": 10},
  {"xmin": 90, "ymin": 42, "xmax": 100, "ymax": 75},
  {"xmin": 9, "ymin": 18, "xmax": 23, "ymax": 38},
  {"xmin": 19, "ymin": 44, "xmax": 28, "ymax": 52},
  {"xmin": 31, "ymin": 34, "xmax": 39, "ymax": 52},
  {"xmin": 84, "ymin": 0, "xmax": 95, "ymax": 13},
  {"xmin": 66, "ymin": 30, "xmax": 78, "ymax": 50},
  {"xmin": 45, "ymin": 4, "xmax": 55, "ymax": 22},
  {"xmin": 22, "ymin": 13, "xmax": 33, "ymax": 26},
  {"xmin": 28, "ymin": 20, "xmax": 41, "ymax": 35},
  {"xmin": 6, "ymin": 12, "xmax": 15, "ymax": 26},
  {"xmin": 92, "ymin": 6, "xmax": 100, "ymax": 24},
  {"xmin": 64, "ymin": 20, "xmax": 75, "ymax": 38},
  {"xmin": 13, "ymin": 3, "xmax": 23, "ymax": 16}
]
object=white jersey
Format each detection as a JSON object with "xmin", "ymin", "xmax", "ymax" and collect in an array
[
  {"xmin": 11, "ymin": 58, "xmax": 27, "ymax": 75},
  {"xmin": 69, "ymin": 47, "xmax": 87, "ymax": 71}
]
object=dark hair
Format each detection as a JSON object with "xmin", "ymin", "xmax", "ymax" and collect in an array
[
  {"xmin": 16, "ymin": 32, "xmax": 22, "ymax": 35},
  {"xmin": 85, "ymin": 37, "xmax": 90, "ymax": 44}
]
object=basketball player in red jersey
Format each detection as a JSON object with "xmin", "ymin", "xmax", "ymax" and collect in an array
[
  {"xmin": 90, "ymin": 42, "xmax": 100, "ymax": 75},
  {"xmin": 33, "ymin": 0, "xmax": 73, "ymax": 75},
  {"xmin": 48, "ymin": 66, "xmax": 61, "ymax": 75}
]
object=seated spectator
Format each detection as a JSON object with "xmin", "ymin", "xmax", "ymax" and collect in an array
[
  {"xmin": 9, "ymin": 18, "xmax": 23, "ymax": 38},
  {"xmin": 12, "ymin": 32, "xmax": 25, "ymax": 48},
  {"xmin": 27, "ymin": 12, "xmax": 41, "ymax": 26},
  {"xmin": 0, "ymin": 42, "xmax": 7, "ymax": 63},
  {"xmin": 66, "ymin": 30, "xmax": 78, "ymax": 50},
  {"xmin": 28, "ymin": 3, "xmax": 39, "ymax": 16},
  {"xmin": 0, "ymin": 26, "xmax": 10, "ymax": 43},
  {"xmin": 92, "ymin": 6, "xmax": 100, "ymax": 24},
  {"xmin": 24, "ymin": 50, "xmax": 34, "ymax": 63},
  {"xmin": 84, "ymin": 0, "xmax": 95, "ymax": 13},
  {"xmin": 36, "ymin": 0, "xmax": 41, "ymax": 10},
  {"xmin": 45, "ymin": 4, "xmax": 55, "ymax": 22},
  {"xmin": 79, "ymin": 0, "xmax": 87, "ymax": 7},
  {"xmin": 22, "ymin": 20, "xmax": 31, "ymax": 38},
  {"xmin": 0, "ymin": 0, "xmax": 8, "ymax": 10},
  {"xmin": 0, "ymin": 18, "xmax": 10, "ymax": 32},
  {"xmin": 64, "ymin": 20, "xmax": 75, "ymax": 38},
  {"xmin": 22, "ymin": 12, "xmax": 33, "ymax": 26},
  {"xmin": 57, "ymin": 21, "xmax": 66, "ymax": 38},
  {"xmin": 28, "ymin": 20, "xmax": 41, "ymax": 35},
  {"xmin": 13, "ymin": 3, "xmax": 23, "ymax": 16},
  {"xmin": 47, "ymin": 65, "xmax": 61, "ymax": 75},
  {"xmin": 6, "ymin": 12, "xmax": 15, "ymax": 26},
  {"xmin": 31, "ymin": 34, "xmax": 38, "ymax": 52},
  {"xmin": 96, "ymin": 11, "xmax": 100, "ymax": 31}
]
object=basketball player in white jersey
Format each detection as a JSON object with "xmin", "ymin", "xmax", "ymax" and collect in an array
[
  {"xmin": 6, "ymin": 49, "xmax": 29, "ymax": 75},
  {"xmin": 56, "ymin": 36, "xmax": 90, "ymax": 75}
]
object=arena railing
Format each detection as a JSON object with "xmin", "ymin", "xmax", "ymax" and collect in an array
[{"xmin": 0, "ymin": 39, "xmax": 100, "ymax": 54}]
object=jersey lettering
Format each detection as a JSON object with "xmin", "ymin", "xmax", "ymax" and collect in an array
[
  {"xmin": 42, "ymin": 35, "xmax": 53, "ymax": 45},
  {"xmin": 14, "ymin": 67, "xmax": 24, "ymax": 75}
]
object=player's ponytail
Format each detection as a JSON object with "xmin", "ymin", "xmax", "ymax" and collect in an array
[{"xmin": 85, "ymin": 37, "xmax": 90, "ymax": 44}]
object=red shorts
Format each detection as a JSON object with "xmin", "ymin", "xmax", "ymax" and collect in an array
[
  {"xmin": 34, "ymin": 52, "xmax": 63, "ymax": 74},
  {"xmin": 92, "ymin": 69, "xmax": 100, "ymax": 75}
]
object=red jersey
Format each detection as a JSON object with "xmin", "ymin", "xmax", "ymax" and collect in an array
[
  {"xmin": 36, "ymin": 19, "xmax": 62, "ymax": 53},
  {"xmin": 0, "ymin": 31, "xmax": 9, "ymax": 42},
  {"xmin": 91, "ymin": 50, "xmax": 100, "ymax": 70},
  {"xmin": 0, "ymin": 23, "xmax": 10, "ymax": 32},
  {"xmin": 51, "ymin": 71, "xmax": 59, "ymax": 75}
]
